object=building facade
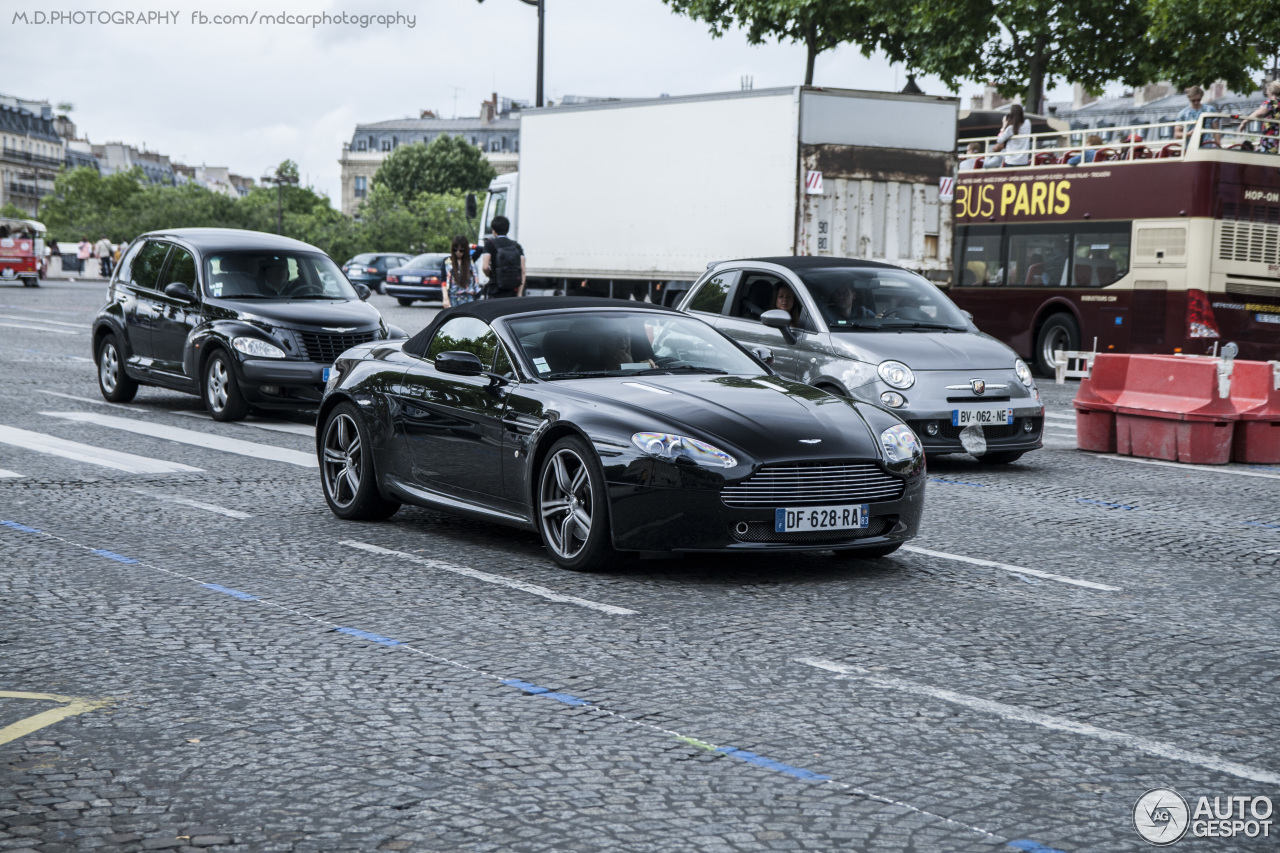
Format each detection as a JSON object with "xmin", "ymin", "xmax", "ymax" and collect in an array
[
  {"xmin": 0, "ymin": 96, "xmax": 65, "ymax": 215},
  {"xmin": 339, "ymin": 94, "xmax": 522, "ymax": 216},
  {"xmin": 172, "ymin": 164, "xmax": 255, "ymax": 197},
  {"xmin": 90, "ymin": 142, "xmax": 177, "ymax": 185}
]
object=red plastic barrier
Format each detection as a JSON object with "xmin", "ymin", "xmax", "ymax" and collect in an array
[
  {"xmin": 1072, "ymin": 353, "xmax": 1130, "ymax": 453},
  {"xmin": 1111, "ymin": 355, "xmax": 1237, "ymax": 464},
  {"xmin": 1229, "ymin": 360, "xmax": 1280, "ymax": 464}
]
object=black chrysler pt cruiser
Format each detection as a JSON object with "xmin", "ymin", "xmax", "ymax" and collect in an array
[{"xmin": 92, "ymin": 228, "xmax": 404, "ymax": 420}]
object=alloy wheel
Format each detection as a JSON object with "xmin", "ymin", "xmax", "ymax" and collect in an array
[
  {"xmin": 323, "ymin": 413, "xmax": 363, "ymax": 509},
  {"xmin": 207, "ymin": 359, "xmax": 230, "ymax": 412},
  {"xmin": 99, "ymin": 342, "xmax": 119, "ymax": 393},
  {"xmin": 539, "ymin": 448, "xmax": 593, "ymax": 560}
]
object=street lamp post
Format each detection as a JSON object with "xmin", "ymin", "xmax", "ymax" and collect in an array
[
  {"xmin": 477, "ymin": 0, "xmax": 544, "ymax": 107},
  {"xmin": 260, "ymin": 170, "xmax": 300, "ymax": 236}
]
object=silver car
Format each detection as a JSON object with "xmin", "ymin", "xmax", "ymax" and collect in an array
[{"xmin": 676, "ymin": 257, "xmax": 1044, "ymax": 463}]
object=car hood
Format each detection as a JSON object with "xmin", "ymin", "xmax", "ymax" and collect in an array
[
  {"xmin": 830, "ymin": 329, "xmax": 1017, "ymax": 370},
  {"xmin": 206, "ymin": 298, "xmax": 382, "ymax": 331},
  {"xmin": 559, "ymin": 373, "xmax": 882, "ymax": 461}
]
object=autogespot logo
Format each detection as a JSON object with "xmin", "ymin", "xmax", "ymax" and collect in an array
[{"xmin": 1134, "ymin": 788, "xmax": 1190, "ymax": 846}]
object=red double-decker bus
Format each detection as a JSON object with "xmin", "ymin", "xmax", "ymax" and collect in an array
[{"xmin": 947, "ymin": 113, "xmax": 1280, "ymax": 374}]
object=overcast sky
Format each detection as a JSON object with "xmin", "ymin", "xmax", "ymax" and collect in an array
[{"xmin": 7, "ymin": 0, "xmax": 1084, "ymax": 206}]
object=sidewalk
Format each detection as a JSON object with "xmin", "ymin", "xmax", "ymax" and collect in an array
[{"xmin": 45, "ymin": 255, "xmax": 111, "ymax": 282}]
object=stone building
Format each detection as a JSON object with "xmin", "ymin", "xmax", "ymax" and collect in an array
[
  {"xmin": 90, "ymin": 142, "xmax": 177, "ymax": 185},
  {"xmin": 0, "ymin": 95, "xmax": 65, "ymax": 215}
]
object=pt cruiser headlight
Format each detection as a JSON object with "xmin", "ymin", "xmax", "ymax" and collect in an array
[
  {"xmin": 880, "ymin": 424, "xmax": 922, "ymax": 464},
  {"xmin": 878, "ymin": 360, "xmax": 915, "ymax": 389},
  {"xmin": 1014, "ymin": 358, "xmax": 1035, "ymax": 387},
  {"xmin": 232, "ymin": 336, "xmax": 286, "ymax": 359},
  {"xmin": 632, "ymin": 432, "xmax": 737, "ymax": 469}
]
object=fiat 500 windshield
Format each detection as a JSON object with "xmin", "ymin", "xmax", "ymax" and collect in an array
[
  {"xmin": 506, "ymin": 311, "xmax": 761, "ymax": 378},
  {"xmin": 799, "ymin": 268, "xmax": 968, "ymax": 331},
  {"xmin": 203, "ymin": 252, "xmax": 358, "ymax": 300}
]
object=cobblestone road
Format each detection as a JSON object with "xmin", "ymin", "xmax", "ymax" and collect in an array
[{"xmin": 2, "ymin": 281, "xmax": 1277, "ymax": 852}]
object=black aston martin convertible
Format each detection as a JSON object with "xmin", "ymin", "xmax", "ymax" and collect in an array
[{"xmin": 316, "ymin": 298, "xmax": 926, "ymax": 570}]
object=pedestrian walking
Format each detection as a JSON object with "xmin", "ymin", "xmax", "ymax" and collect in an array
[
  {"xmin": 479, "ymin": 215, "xmax": 525, "ymax": 299},
  {"xmin": 95, "ymin": 235, "xmax": 113, "ymax": 278},
  {"xmin": 442, "ymin": 235, "xmax": 482, "ymax": 308},
  {"xmin": 76, "ymin": 238, "xmax": 92, "ymax": 274}
]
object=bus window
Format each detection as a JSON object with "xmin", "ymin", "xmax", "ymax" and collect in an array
[
  {"xmin": 1008, "ymin": 232, "xmax": 1072, "ymax": 286},
  {"xmin": 1072, "ymin": 231, "xmax": 1131, "ymax": 287},
  {"xmin": 956, "ymin": 231, "xmax": 1004, "ymax": 286}
]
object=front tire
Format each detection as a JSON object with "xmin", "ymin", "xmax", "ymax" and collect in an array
[
  {"xmin": 1034, "ymin": 313, "xmax": 1080, "ymax": 376},
  {"xmin": 397, "ymin": 298, "xmax": 414, "ymax": 307},
  {"xmin": 536, "ymin": 436, "xmax": 617, "ymax": 571},
  {"xmin": 203, "ymin": 350, "xmax": 249, "ymax": 422},
  {"xmin": 97, "ymin": 334, "xmax": 138, "ymax": 403},
  {"xmin": 320, "ymin": 402, "xmax": 400, "ymax": 520}
]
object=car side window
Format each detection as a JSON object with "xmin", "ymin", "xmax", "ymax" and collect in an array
[
  {"xmin": 427, "ymin": 316, "xmax": 498, "ymax": 365},
  {"xmin": 167, "ymin": 248, "xmax": 197, "ymax": 290},
  {"xmin": 113, "ymin": 240, "xmax": 143, "ymax": 285},
  {"xmin": 729, "ymin": 273, "xmax": 784, "ymax": 321},
  {"xmin": 129, "ymin": 241, "xmax": 171, "ymax": 291},
  {"xmin": 687, "ymin": 271, "xmax": 735, "ymax": 315}
]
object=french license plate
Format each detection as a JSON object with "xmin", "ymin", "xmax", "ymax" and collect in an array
[
  {"xmin": 775, "ymin": 504, "xmax": 869, "ymax": 533},
  {"xmin": 402, "ymin": 275, "xmax": 421, "ymax": 283},
  {"xmin": 952, "ymin": 408, "xmax": 1013, "ymax": 427}
]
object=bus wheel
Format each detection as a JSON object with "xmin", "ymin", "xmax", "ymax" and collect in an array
[{"xmin": 1034, "ymin": 313, "xmax": 1079, "ymax": 376}]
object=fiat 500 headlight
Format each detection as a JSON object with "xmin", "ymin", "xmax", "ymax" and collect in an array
[
  {"xmin": 631, "ymin": 432, "xmax": 737, "ymax": 469},
  {"xmin": 1014, "ymin": 358, "xmax": 1035, "ymax": 387},
  {"xmin": 878, "ymin": 360, "xmax": 915, "ymax": 389},
  {"xmin": 880, "ymin": 424, "xmax": 922, "ymax": 463},
  {"xmin": 232, "ymin": 336, "xmax": 286, "ymax": 359}
]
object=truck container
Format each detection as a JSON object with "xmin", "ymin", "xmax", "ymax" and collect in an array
[{"xmin": 480, "ymin": 86, "xmax": 958, "ymax": 302}]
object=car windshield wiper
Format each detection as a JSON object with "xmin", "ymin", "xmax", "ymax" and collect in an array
[
  {"xmin": 543, "ymin": 371, "xmax": 625, "ymax": 379},
  {"xmin": 879, "ymin": 321, "xmax": 966, "ymax": 331},
  {"xmin": 287, "ymin": 294, "xmax": 345, "ymax": 300},
  {"xmin": 632, "ymin": 365, "xmax": 727, "ymax": 375}
]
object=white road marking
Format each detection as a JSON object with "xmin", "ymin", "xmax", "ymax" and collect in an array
[
  {"xmin": 1098, "ymin": 454, "xmax": 1280, "ymax": 481},
  {"xmin": 0, "ymin": 321, "xmax": 82, "ymax": 335},
  {"xmin": 342, "ymin": 540, "xmax": 638, "ymax": 616},
  {"xmin": 1042, "ymin": 411, "xmax": 1076, "ymax": 422},
  {"xmin": 797, "ymin": 658, "xmax": 1280, "ymax": 785},
  {"xmin": 40, "ymin": 411, "xmax": 317, "ymax": 468},
  {"xmin": 901, "ymin": 545, "xmax": 1121, "ymax": 591},
  {"xmin": 1044, "ymin": 425, "xmax": 1076, "ymax": 433},
  {"xmin": 177, "ymin": 409, "xmax": 314, "ymax": 437},
  {"xmin": 0, "ymin": 314, "xmax": 86, "ymax": 329},
  {"xmin": 0, "ymin": 468, "xmax": 25, "ymax": 478},
  {"xmin": 0, "ymin": 425, "xmax": 202, "ymax": 474},
  {"xmin": 128, "ymin": 489, "xmax": 252, "ymax": 519},
  {"xmin": 35, "ymin": 390, "xmax": 128, "ymax": 408}
]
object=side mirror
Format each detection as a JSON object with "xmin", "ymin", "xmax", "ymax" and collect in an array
[
  {"xmin": 750, "ymin": 345, "xmax": 775, "ymax": 365},
  {"xmin": 760, "ymin": 309, "xmax": 797, "ymax": 344},
  {"xmin": 355, "ymin": 283, "xmax": 371, "ymax": 301},
  {"xmin": 465, "ymin": 192, "xmax": 478, "ymax": 220},
  {"xmin": 435, "ymin": 350, "xmax": 484, "ymax": 376},
  {"xmin": 163, "ymin": 281, "xmax": 195, "ymax": 302}
]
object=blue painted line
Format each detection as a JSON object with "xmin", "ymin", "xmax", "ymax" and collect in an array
[
  {"xmin": 930, "ymin": 478, "xmax": 988, "ymax": 488},
  {"xmin": 202, "ymin": 583, "xmax": 258, "ymax": 601},
  {"xmin": 333, "ymin": 626, "xmax": 401, "ymax": 646},
  {"xmin": 502, "ymin": 679, "xmax": 592, "ymax": 706},
  {"xmin": 1077, "ymin": 499, "xmax": 1137, "ymax": 510},
  {"xmin": 1242, "ymin": 521, "xmax": 1280, "ymax": 530},
  {"xmin": 91, "ymin": 548, "xmax": 138, "ymax": 564},
  {"xmin": 0, "ymin": 520, "xmax": 40, "ymax": 533},
  {"xmin": 715, "ymin": 747, "xmax": 830, "ymax": 781},
  {"xmin": 1008, "ymin": 840, "xmax": 1068, "ymax": 853},
  {"xmin": 1248, "ymin": 465, "xmax": 1280, "ymax": 472}
]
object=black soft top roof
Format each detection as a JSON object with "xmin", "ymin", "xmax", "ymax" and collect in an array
[
  {"xmin": 729, "ymin": 256, "xmax": 901, "ymax": 271},
  {"xmin": 403, "ymin": 297, "xmax": 677, "ymax": 357}
]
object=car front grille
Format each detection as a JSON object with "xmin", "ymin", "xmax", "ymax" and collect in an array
[
  {"xmin": 721, "ymin": 462, "xmax": 905, "ymax": 508},
  {"xmin": 297, "ymin": 331, "xmax": 378, "ymax": 363},
  {"xmin": 937, "ymin": 420, "xmax": 1037, "ymax": 441},
  {"xmin": 731, "ymin": 516, "xmax": 891, "ymax": 543}
]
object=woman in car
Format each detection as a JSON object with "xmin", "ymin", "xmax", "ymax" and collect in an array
[{"xmin": 773, "ymin": 282, "xmax": 802, "ymax": 326}]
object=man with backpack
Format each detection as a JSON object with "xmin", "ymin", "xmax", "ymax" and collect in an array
[{"xmin": 480, "ymin": 215, "xmax": 525, "ymax": 299}]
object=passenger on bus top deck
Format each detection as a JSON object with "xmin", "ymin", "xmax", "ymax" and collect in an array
[
  {"xmin": 1066, "ymin": 135, "xmax": 1105, "ymax": 166},
  {"xmin": 959, "ymin": 142, "xmax": 983, "ymax": 170},
  {"xmin": 985, "ymin": 104, "xmax": 1032, "ymax": 169},
  {"xmin": 1175, "ymin": 86, "xmax": 1219, "ymax": 145},
  {"xmin": 1239, "ymin": 80, "xmax": 1280, "ymax": 154}
]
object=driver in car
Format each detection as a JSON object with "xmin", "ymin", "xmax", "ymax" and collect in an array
[
  {"xmin": 262, "ymin": 258, "xmax": 303, "ymax": 297},
  {"xmin": 600, "ymin": 321, "xmax": 656, "ymax": 370},
  {"xmin": 825, "ymin": 283, "xmax": 876, "ymax": 325}
]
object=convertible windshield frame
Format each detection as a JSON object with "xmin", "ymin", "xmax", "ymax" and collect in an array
[
  {"xmin": 502, "ymin": 310, "xmax": 763, "ymax": 381},
  {"xmin": 796, "ymin": 267, "xmax": 969, "ymax": 332}
]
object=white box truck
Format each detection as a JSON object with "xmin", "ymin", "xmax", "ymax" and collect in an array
[{"xmin": 480, "ymin": 86, "xmax": 958, "ymax": 302}]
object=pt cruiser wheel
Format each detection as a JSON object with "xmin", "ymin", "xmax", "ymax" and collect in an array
[
  {"xmin": 537, "ymin": 436, "xmax": 616, "ymax": 571},
  {"xmin": 320, "ymin": 402, "xmax": 399, "ymax": 520},
  {"xmin": 96, "ymin": 334, "xmax": 138, "ymax": 403},
  {"xmin": 203, "ymin": 351, "xmax": 249, "ymax": 422}
]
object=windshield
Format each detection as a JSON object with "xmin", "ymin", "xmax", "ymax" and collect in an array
[
  {"xmin": 405, "ymin": 253, "xmax": 448, "ymax": 270},
  {"xmin": 506, "ymin": 311, "xmax": 763, "ymax": 379},
  {"xmin": 204, "ymin": 252, "xmax": 358, "ymax": 301},
  {"xmin": 799, "ymin": 268, "xmax": 969, "ymax": 331}
]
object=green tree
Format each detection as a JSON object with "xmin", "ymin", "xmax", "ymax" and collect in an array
[
  {"xmin": 373, "ymin": 136, "xmax": 497, "ymax": 199},
  {"xmin": 663, "ymin": 0, "xmax": 890, "ymax": 85},
  {"xmin": 0, "ymin": 203, "xmax": 30, "ymax": 220},
  {"xmin": 1144, "ymin": 0, "xmax": 1280, "ymax": 91},
  {"xmin": 39, "ymin": 166, "xmax": 147, "ymax": 242}
]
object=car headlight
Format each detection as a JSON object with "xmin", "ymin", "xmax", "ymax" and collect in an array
[
  {"xmin": 1014, "ymin": 358, "xmax": 1035, "ymax": 387},
  {"xmin": 880, "ymin": 424, "xmax": 922, "ymax": 464},
  {"xmin": 631, "ymin": 432, "xmax": 737, "ymax": 469},
  {"xmin": 878, "ymin": 360, "xmax": 915, "ymax": 389},
  {"xmin": 232, "ymin": 336, "xmax": 286, "ymax": 359}
]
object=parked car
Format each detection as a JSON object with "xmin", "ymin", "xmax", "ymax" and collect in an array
[
  {"xmin": 383, "ymin": 253, "xmax": 449, "ymax": 306},
  {"xmin": 92, "ymin": 228, "xmax": 406, "ymax": 421},
  {"xmin": 316, "ymin": 297, "xmax": 925, "ymax": 570},
  {"xmin": 341, "ymin": 252, "xmax": 410, "ymax": 295},
  {"xmin": 677, "ymin": 257, "xmax": 1044, "ymax": 463}
]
